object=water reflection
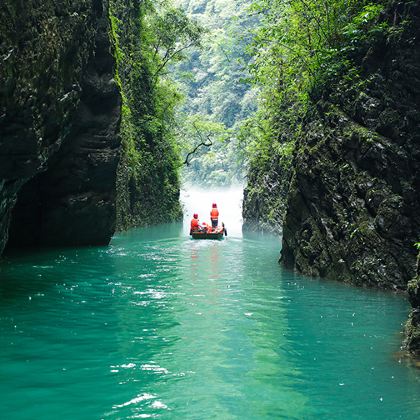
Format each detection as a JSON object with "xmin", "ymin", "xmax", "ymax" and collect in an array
[
  {"xmin": 107, "ymin": 224, "xmax": 185, "ymax": 418},
  {"xmin": 0, "ymin": 189, "xmax": 419, "ymax": 419}
]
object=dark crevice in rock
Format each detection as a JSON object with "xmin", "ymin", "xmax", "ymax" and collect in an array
[
  {"xmin": 6, "ymin": 3, "xmax": 121, "ymax": 249},
  {"xmin": 0, "ymin": 0, "xmax": 121, "ymax": 253}
]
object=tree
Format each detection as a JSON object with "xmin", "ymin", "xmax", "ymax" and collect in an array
[{"xmin": 147, "ymin": 6, "xmax": 204, "ymax": 80}]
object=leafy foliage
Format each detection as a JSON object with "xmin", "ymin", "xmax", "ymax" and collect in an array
[
  {"xmin": 177, "ymin": 114, "xmax": 233, "ymax": 185},
  {"xmin": 242, "ymin": 0, "xmax": 389, "ymax": 174},
  {"xmin": 172, "ymin": 0, "xmax": 259, "ymax": 186},
  {"xmin": 112, "ymin": 0, "xmax": 393, "ymax": 196},
  {"xmin": 146, "ymin": 5, "xmax": 204, "ymax": 78},
  {"xmin": 110, "ymin": 0, "xmax": 202, "ymax": 228}
]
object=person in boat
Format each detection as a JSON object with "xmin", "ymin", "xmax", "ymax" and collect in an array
[
  {"xmin": 202, "ymin": 222, "xmax": 212, "ymax": 233},
  {"xmin": 190, "ymin": 213, "xmax": 201, "ymax": 234},
  {"xmin": 210, "ymin": 203, "xmax": 219, "ymax": 228}
]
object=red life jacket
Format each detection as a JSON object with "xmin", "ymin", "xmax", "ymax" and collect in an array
[
  {"xmin": 191, "ymin": 218, "xmax": 199, "ymax": 230},
  {"xmin": 210, "ymin": 208, "xmax": 219, "ymax": 220}
]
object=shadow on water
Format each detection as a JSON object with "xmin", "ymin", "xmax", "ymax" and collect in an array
[
  {"xmin": 0, "ymin": 221, "xmax": 183, "ymax": 299},
  {"xmin": 111, "ymin": 222, "xmax": 184, "ymax": 244},
  {"xmin": 0, "ymin": 245, "xmax": 107, "ymax": 300}
]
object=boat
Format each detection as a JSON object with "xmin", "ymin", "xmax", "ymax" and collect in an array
[{"xmin": 190, "ymin": 223, "xmax": 227, "ymax": 240}]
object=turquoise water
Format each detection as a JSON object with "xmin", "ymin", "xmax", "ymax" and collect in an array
[{"xmin": 0, "ymin": 189, "xmax": 419, "ymax": 419}]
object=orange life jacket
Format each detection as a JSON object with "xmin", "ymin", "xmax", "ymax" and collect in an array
[
  {"xmin": 191, "ymin": 218, "xmax": 199, "ymax": 230},
  {"xmin": 210, "ymin": 208, "xmax": 219, "ymax": 220}
]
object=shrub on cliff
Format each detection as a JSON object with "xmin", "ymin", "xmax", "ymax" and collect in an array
[{"xmin": 109, "ymin": 0, "xmax": 203, "ymax": 228}]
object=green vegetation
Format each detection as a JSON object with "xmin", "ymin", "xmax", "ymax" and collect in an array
[
  {"xmin": 243, "ymin": 0, "xmax": 389, "ymax": 174},
  {"xmin": 172, "ymin": 0, "xmax": 258, "ymax": 186},
  {"xmin": 169, "ymin": 1, "xmax": 390, "ymax": 187},
  {"xmin": 110, "ymin": 0, "xmax": 410, "ymax": 222},
  {"xmin": 110, "ymin": 0, "xmax": 202, "ymax": 228}
]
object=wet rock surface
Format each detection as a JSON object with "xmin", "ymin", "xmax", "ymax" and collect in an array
[
  {"xmin": 0, "ymin": 1, "xmax": 121, "ymax": 252},
  {"xmin": 281, "ymin": 1, "xmax": 420, "ymax": 289},
  {"xmin": 242, "ymin": 154, "xmax": 291, "ymax": 235},
  {"xmin": 404, "ymin": 254, "xmax": 420, "ymax": 357},
  {"xmin": 282, "ymin": 103, "xmax": 419, "ymax": 289},
  {"xmin": 242, "ymin": 3, "xmax": 419, "ymax": 289}
]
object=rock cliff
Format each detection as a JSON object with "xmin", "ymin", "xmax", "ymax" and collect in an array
[
  {"xmin": 110, "ymin": 0, "xmax": 183, "ymax": 230},
  {"xmin": 243, "ymin": 1, "xmax": 419, "ymax": 291},
  {"xmin": 0, "ymin": 0, "xmax": 182, "ymax": 254},
  {"xmin": 242, "ymin": 154, "xmax": 291, "ymax": 234},
  {"xmin": 404, "ymin": 253, "xmax": 420, "ymax": 357},
  {"xmin": 281, "ymin": 1, "xmax": 420, "ymax": 290},
  {"xmin": 0, "ymin": 0, "xmax": 120, "ymax": 251}
]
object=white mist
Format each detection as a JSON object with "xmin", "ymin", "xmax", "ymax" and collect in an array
[{"xmin": 180, "ymin": 186, "xmax": 244, "ymax": 238}]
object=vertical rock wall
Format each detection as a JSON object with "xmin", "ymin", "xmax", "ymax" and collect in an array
[
  {"xmin": 281, "ymin": 1, "xmax": 420, "ymax": 289},
  {"xmin": 405, "ymin": 254, "xmax": 420, "ymax": 357},
  {"xmin": 242, "ymin": 154, "xmax": 291, "ymax": 234},
  {"xmin": 0, "ymin": 0, "xmax": 184, "ymax": 255},
  {"xmin": 0, "ymin": 0, "xmax": 121, "ymax": 251},
  {"xmin": 110, "ymin": 0, "xmax": 183, "ymax": 230},
  {"xmin": 242, "ymin": 1, "xmax": 419, "ymax": 291}
]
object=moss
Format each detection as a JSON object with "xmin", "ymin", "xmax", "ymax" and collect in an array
[
  {"xmin": 108, "ymin": 0, "xmax": 182, "ymax": 230},
  {"xmin": 404, "ymin": 253, "xmax": 420, "ymax": 358}
]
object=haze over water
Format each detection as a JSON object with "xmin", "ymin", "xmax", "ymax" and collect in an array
[{"xmin": 0, "ymin": 187, "xmax": 419, "ymax": 419}]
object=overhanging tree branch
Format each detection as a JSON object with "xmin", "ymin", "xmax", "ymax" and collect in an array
[
  {"xmin": 182, "ymin": 123, "xmax": 213, "ymax": 166},
  {"xmin": 154, "ymin": 41, "xmax": 197, "ymax": 78}
]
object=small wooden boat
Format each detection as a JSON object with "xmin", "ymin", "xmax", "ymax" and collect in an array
[{"xmin": 190, "ymin": 224, "xmax": 227, "ymax": 240}]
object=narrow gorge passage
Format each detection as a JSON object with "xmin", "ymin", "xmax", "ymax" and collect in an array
[
  {"xmin": 1, "ymin": 0, "xmax": 419, "ymax": 417},
  {"xmin": 0, "ymin": 189, "xmax": 419, "ymax": 419}
]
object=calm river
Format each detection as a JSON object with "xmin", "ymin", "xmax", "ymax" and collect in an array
[{"xmin": 0, "ymin": 188, "xmax": 419, "ymax": 419}]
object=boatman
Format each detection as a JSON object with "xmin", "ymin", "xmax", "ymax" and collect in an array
[
  {"xmin": 210, "ymin": 203, "xmax": 219, "ymax": 228},
  {"xmin": 190, "ymin": 213, "xmax": 201, "ymax": 234}
]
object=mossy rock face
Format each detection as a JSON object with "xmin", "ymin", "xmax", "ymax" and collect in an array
[
  {"xmin": 110, "ymin": 0, "xmax": 183, "ymax": 230},
  {"xmin": 404, "ymin": 255, "xmax": 420, "ymax": 357},
  {"xmin": 243, "ymin": 1, "xmax": 419, "ymax": 290},
  {"xmin": 0, "ymin": 0, "xmax": 121, "ymax": 251},
  {"xmin": 242, "ymin": 149, "xmax": 292, "ymax": 235},
  {"xmin": 282, "ymin": 101, "xmax": 418, "ymax": 289},
  {"xmin": 0, "ymin": 0, "xmax": 183, "ymax": 253},
  {"xmin": 281, "ymin": 2, "xmax": 420, "ymax": 290}
]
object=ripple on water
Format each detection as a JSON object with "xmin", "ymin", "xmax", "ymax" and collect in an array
[{"xmin": 0, "ymin": 217, "xmax": 419, "ymax": 419}]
